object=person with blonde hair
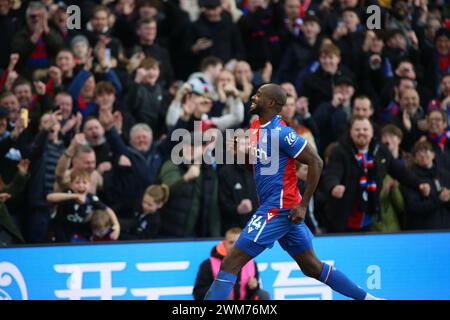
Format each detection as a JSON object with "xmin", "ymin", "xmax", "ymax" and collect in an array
[{"xmin": 121, "ymin": 184, "xmax": 169, "ymax": 240}]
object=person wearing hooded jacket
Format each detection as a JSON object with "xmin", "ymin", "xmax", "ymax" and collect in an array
[{"xmin": 193, "ymin": 227, "xmax": 270, "ymax": 300}]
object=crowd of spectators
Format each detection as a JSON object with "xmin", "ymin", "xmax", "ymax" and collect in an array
[{"xmin": 1, "ymin": 0, "xmax": 450, "ymax": 246}]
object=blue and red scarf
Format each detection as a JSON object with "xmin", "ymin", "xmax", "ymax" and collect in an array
[
  {"xmin": 26, "ymin": 36, "xmax": 49, "ymax": 69},
  {"xmin": 347, "ymin": 146, "xmax": 379, "ymax": 230},
  {"xmin": 429, "ymin": 130, "xmax": 450, "ymax": 151},
  {"xmin": 355, "ymin": 150, "xmax": 378, "ymax": 194}
]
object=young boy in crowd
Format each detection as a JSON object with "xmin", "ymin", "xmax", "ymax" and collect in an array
[
  {"xmin": 47, "ymin": 169, "xmax": 120, "ymax": 242},
  {"xmin": 121, "ymin": 184, "xmax": 169, "ymax": 240},
  {"xmin": 90, "ymin": 209, "xmax": 115, "ymax": 242}
]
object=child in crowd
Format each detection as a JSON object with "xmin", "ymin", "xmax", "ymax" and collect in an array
[
  {"xmin": 90, "ymin": 209, "xmax": 115, "ymax": 242},
  {"xmin": 122, "ymin": 184, "xmax": 169, "ymax": 240},
  {"xmin": 47, "ymin": 169, "xmax": 120, "ymax": 242}
]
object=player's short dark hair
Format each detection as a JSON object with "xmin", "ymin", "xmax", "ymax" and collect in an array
[{"xmin": 264, "ymin": 84, "xmax": 287, "ymax": 109}]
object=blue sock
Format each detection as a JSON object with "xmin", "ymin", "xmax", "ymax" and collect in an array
[
  {"xmin": 320, "ymin": 263, "xmax": 367, "ymax": 300},
  {"xmin": 204, "ymin": 271, "xmax": 237, "ymax": 300}
]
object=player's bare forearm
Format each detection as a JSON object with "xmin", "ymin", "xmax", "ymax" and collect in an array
[{"xmin": 295, "ymin": 143, "xmax": 323, "ymax": 207}]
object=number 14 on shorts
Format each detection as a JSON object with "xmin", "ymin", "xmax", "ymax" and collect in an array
[{"xmin": 247, "ymin": 215, "xmax": 263, "ymax": 233}]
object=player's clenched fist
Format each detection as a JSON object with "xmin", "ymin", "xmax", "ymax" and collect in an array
[{"xmin": 331, "ymin": 185, "xmax": 346, "ymax": 199}]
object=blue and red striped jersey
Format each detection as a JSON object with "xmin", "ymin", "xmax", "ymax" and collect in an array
[{"xmin": 250, "ymin": 115, "xmax": 307, "ymax": 210}]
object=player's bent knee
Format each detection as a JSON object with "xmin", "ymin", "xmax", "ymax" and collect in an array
[{"xmin": 220, "ymin": 247, "xmax": 252, "ymax": 274}]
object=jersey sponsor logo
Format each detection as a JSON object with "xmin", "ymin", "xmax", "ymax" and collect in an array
[
  {"xmin": 67, "ymin": 213, "xmax": 84, "ymax": 224},
  {"xmin": 284, "ymin": 132, "xmax": 297, "ymax": 146},
  {"xmin": 251, "ymin": 147, "xmax": 268, "ymax": 161}
]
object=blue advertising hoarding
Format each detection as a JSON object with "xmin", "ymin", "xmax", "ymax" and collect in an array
[{"xmin": 1, "ymin": 231, "xmax": 449, "ymax": 300}]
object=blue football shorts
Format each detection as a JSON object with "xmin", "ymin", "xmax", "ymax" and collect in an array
[{"xmin": 235, "ymin": 207, "xmax": 314, "ymax": 258}]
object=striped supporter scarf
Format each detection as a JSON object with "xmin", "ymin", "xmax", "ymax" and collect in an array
[
  {"xmin": 353, "ymin": 145, "xmax": 379, "ymax": 219},
  {"xmin": 429, "ymin": 130, "xmax": 450, "ymax": 152}
]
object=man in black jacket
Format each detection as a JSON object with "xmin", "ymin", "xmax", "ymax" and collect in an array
[
  {"xmin": 129, "ymin": 17, "xmax": 174, "ymax": 90},
  {"xmin": 125, "ymin": 57, "xmax": 165, "ymax": 139},
  {"xmin": 218, "ymin": 136, "xmax": 258, "ymax": 233},
  {"xmin": 313, "ymin": 75, "xmax": 355, "ymax": 155},
  {"xmin": 11, "ymin": 1, "xmax": 64, "ymax": 80},
  {"xmin": 157, "ymin": 131, "xmax": 221, "ymax": 238},
  {"xmin": 301, "ymin": 43, "xmax": 355, "ymax": 114},
  {"xmin": 401, "ymin": 141, "xmax": 450, "ymax": 230},
  {"xmin": 276, "ymin": 15, "xmax": 322, "ymax": 88},
  {"xmin": 323, "ymin": 116, "xmax": 430, "ymax": 232},
  {"xmin": 185, "ymin": 0, "xmax": 245, "ymax": 74}
]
